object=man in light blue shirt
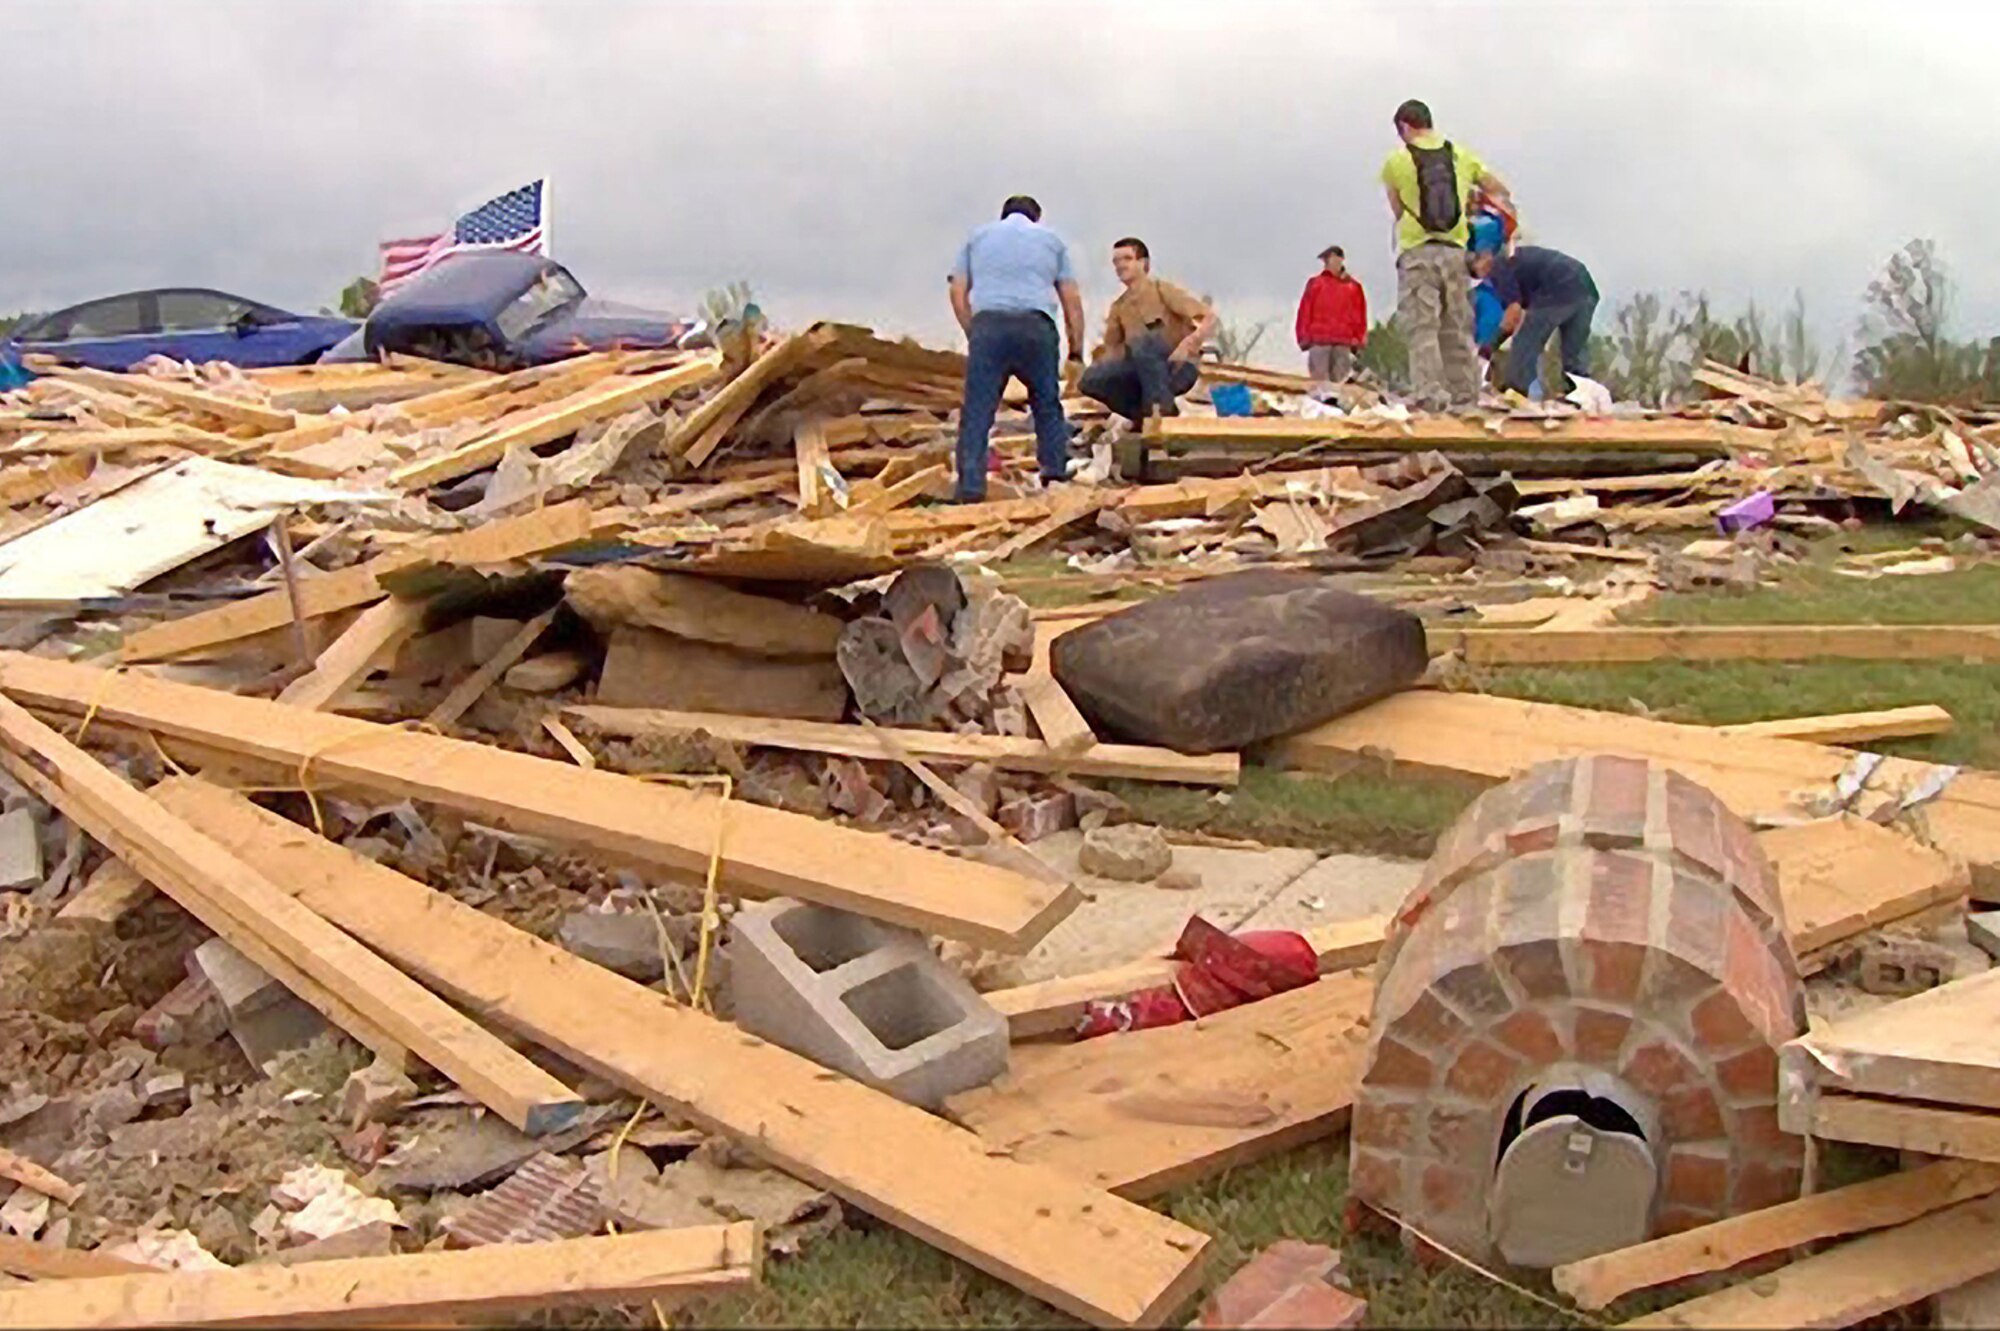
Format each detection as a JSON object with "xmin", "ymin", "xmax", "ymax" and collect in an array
[{"xmin": 947, "ymin": 195, "xmax": 1085, "ymax": 502}]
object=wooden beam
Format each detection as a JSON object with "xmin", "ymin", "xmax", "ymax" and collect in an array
[
  {"xmin": 28, "ymin": 362, "xmax": 295, "ymax": 433},
  {"xmin": 1790, "ymin": 1092, "xmax": 2000, "ymax": 1162},
  {"xmin": 1553, "ymin": 1158, "xmax": 2000, "ymax": 1310},
  {"xmin": 1268, "ymin": 689, "xmax": 2000, "ymax": 893},
  {"xmin": 858, "ymin": 716, "xmax": 1063, "ymax": 886},
  {"xmin": 1, "ymin": 655, "xmax": 1079, "ymax": 952},
  {"xmin": 847, "ymin": 463, "xmax": 948, "ymax": 518},
  {"xmin": 1719, "ymin": 704, "xmax": 1955, "ymax": 744},
  {"xmin": 0, "ymin": 1147, "xmax": 80, "ymax": 1206},
  {"xmin": 1143, "ymin": 413, "xmax": 1745, "ymax": 453},
  {"xmin": 390, "ymin": 356, "xmax": 720, "ymax": 490},
  {"xmin": 150, "ymin": 781, "xmax": 1211, "ymax": 1328},
  {"xmin": 1763, "ymin": 815, "xmax": 1967, "ymax": 955},
  {"xmin": 794, "ymin": 418, "xmax": 832, "ymax": 516},
  {"xmin": 276, "ymin": 597, "xmax": 427, "ymax": 712},
  {"xmin": 1430, "ymin": 624, "xmax": 2000, "ymax": 664},
  {"xmin": 565, "ymin": 705, "xmax": 1233, "ymax": 786},
  {"xmin": 0, "ymin": 1222, "xmax": 759, "ymax": 1327},
  {"xmin": 949, "ymin": 974, "xmax": 1371, "ymax": 1200},
  {"xmin": 667, "ymin": 332, "xmax": 823, "ymax": 467},
  {"xmin": 117, "ymin": 501, "xmax": 594, "ymax": 663},
  {"xmin": 1623, "ymin": 1193, "xmax": 2000, "ymax": 1330},
  {"xmin": 0, "ymin": 1234, "xmax": 154, "ymax": 1280},
  {"xmin": 424, "ymin": 609, "xmax": 555, "ymax": 729},
  {"xmin": 55, "ymin": 859, "xmax": 152, "ymax": 925},
  {"xmin": 1017, "ymin": 626, "xmax": 1096, "ymax": 758},
  {"xmin": 983, "ymin": 494, "xmax": 1108, "ymax": 563},
  {"xmin": 0, "ymin": 702, "xmax": 581, "ymax": 1133},
  {"xmin": 986, "ymin": 915, "xmax": 1389, "ymax": 1041},
  {"xmin": 1786, "ymin": 964, "xmax": 2000, "ymax": 1112}
]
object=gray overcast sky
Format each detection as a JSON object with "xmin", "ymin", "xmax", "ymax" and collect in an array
[{"xmin": 6, "ymin": 0, "xmax": 1995, "ymax": 374}]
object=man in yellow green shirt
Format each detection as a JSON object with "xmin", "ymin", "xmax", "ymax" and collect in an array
[{"xmin": 1380, "ymin": 98, "xmax": 1513, "ymax": 409}]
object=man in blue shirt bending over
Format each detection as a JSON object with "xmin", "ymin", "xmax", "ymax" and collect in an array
[
  {"xmin": 1471, "ymin": 244, "xmax": 1600, "ymax": 398},
  {"xmin": 948, "ymin": 195, "xmax": 1086, "ymax": 502}
]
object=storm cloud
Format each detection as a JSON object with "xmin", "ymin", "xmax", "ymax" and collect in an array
[{"xmin": 6, "ymin": 0, "xmax": 1994, "ymax": 371}]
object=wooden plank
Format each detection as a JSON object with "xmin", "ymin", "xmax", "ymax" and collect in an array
[
  {"xmin": 1623, "ymin": 1192, "xmax": 2000, "ymax": 1330},
  {"xmin": 1720, "ymin": 704, "xmax": 1955, "ymax": 744},
  {"xmin": 987, "ymin": 916, "xmax": 1389, "ymax": 1041},
  {"xmin": 0, "ymin": 704, "xmax": 581, "ymax": 1134},
  {"xmin": 947, "ymin": 974, "xmax": 1372, "ymax": 1200},
  {"xmin": 425, "ymin": 609, "xmax": 555, "ymax": 728},
  {"xmin": 794, "ymin": 418, "xmax": 832, "ymax": 516},
  {"xmin": 1430, "ymin": 624, "xmax": 2000, "ymax": 664},
  {"xmin": 858, "ymin": 716, "xmax": 1064, "ymax": 886},
  {"xmin": 983, "ymin": 494, "xmax": 1108, "ymax": 563},
  {"xmin": 0, "ymin": 1147, "xmax": 80, "ymax": 1206},
  {"xmin": 276, "ymin": 597, "xmax": 427, "ymax": 712},
  {"xmin": 563, "ymin": 705, "xmax": 1236, "ymax": 787},
  {"xmin": 542, "ymin": 715, "xmax": 596, "ymax": 768},
  {"xmin": 1143, "ymin": 413, "xmax": 1746, "ymax": 454},
  {"xmin": 666, "ymin": 333, "xmax": 819, "ymax": 467},
  {"xmin": 29, "ymin": 362, "xmax": 294, "ymax": 433},
  {"xmin": 0, "ymin": 1234, "xmax": 154, "ymax": 1280},
  {"xmin": 1788, "ymin": 965, "xmax": 2000, "ymax": 1113},
  {"xmin": 1017, "ymin": 626, "xmax": 1097, "ymax": 758},
  {"xmin": 117, "ymin": 500, "xmax": 595, "ymax": 662},
  {"xmin": 1762, "ymin": 815, "xmax": 1968, "ymax": 955},
  {"xmin": 847, "ymin": 463, "xmax": 948, "ymax": 518},
  {"xmin": 1552, "ymin": 1158, "xmax": 2000, "ymax": 1310},
  {"xmin": 389, "ymin": 357, "xmax": 720, "ymax": 491},
  {"xmin": 0, "ymin": 1222, "xmax": 758, "ymax": 1327},
  {"xmin": 1269, "ymin": 689, "xmax": 2000, "ymax": 893},
  {"xmin": 1791, "ymin": 1092, "xmax": 2000, "ymax": 1162},
  {"xmin": 0, "ymin": 654, "xmax": 1079, "ymax": 952},
  {"xmin": 152, "ymin": 781, "xmax": 1210, "ymax": 1328}
]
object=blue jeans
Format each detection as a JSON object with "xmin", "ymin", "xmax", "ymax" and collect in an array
[
  {"xmin": 1504, "ymin": 291, "xmax": 1598, "ymax": 396},
  {"xmin": 957, "ymin": 310, "xmax": 1071, "ymax": 502},
  {"xmin": 1079, "ymin": 331, "xmax": 1201, "ymax": 425}
]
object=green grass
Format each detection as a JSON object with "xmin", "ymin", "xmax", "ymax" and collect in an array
[{"xmin": 1110, "ymin": 766, "xmax": 1477, "ymax": 860}]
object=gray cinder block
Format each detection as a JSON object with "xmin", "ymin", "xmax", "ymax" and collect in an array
[{"xmin": 725, "ymin": 900, "xmax": 1007, "ymax": 1109}]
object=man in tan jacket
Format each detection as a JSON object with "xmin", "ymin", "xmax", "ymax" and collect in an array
[{"xmin": 1079, "ymin": 237, "xmax": 1217, "ymax": 426}]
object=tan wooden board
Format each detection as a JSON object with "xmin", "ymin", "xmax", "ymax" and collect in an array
[
  {"xmin": 117, "ymin": 500, "xmax": 595, "ymax": 662},
  {"xmin": 153, "ymin": 781, "xmax": 1210, "ymax": 1328},
  {"xmin": 1143, "ymin": 414, "xmax": 1747, "ymax": 453},
  {"xmin": 986, "ymin": 916, "xmax": 1389, "ymax": 1041},
  {"xmin": 30, "ymin": 362, "xmax": 295, "ymax": 433},
  {"xmin": 276, "ymin": 597, "xmax": 427, "ymax": 712},
  {"xmin": 1268, "ymin": 689, "xmax": 2000, "ymax": 893},
  {"xmin": 563, "ymin": 705, "xmax": 1236, "ymax": 787},
  {"xmin": 1762, "ymin": 814, "xmax": 1968, "ymax": 954},
  {"xmin": 1553, "ymin": 1158, "xmax": 2000, "ymax": 1310},
  {"xmin": 947, "ymin": 973, "xmax": 1372, "ymax": 1200},
  {"xmin": 1720, "ymin": 704, "xmax": 1954, "ymax": 744},
  {"xmin": 55, "ymin": 858, "xmax": 153, "ymax": 925},
  {"xmin": 0, "ymin": 705, "xmax": 578, "ymax": 1132},
  {"xmin": 0, "ymin": 1222, "xmax": 757, "ymax": 1328},
  {"xmin": 0, "ymin": 1233, "xmax": 154, "ymax": 1280},
  {"xmin": 0, "ymin": 654, "xmax": 1078, "ymax": 952},
  {"xmin": 1624, "ymin": 1192, "xmax": 2000, "ymax": 1330},
  {"xmin": 425, "ymin": 609, "xmax": 556, "ymax": 728},
  {"xmin": 1788, "ymin": 964, "xmax": 2000, "ymax": 1113},
  {"xmin": 1429, "ymin": 624, "xmax": 2000, "ymax": 664},
  {"xmin": 1788, "ymin": 1092, "xmax": 2000, "ymax": 1163}
]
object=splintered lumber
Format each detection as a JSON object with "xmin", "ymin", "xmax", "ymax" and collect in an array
[
  {"xmin": 1143, "ymin": 413, "xmax": 1743, "ymax": 454},
  {"xmin": 0, "ymin": 697, "xmax": 581, "ymax": 1134},
  {"xmin": 565, "ymin": 705, "xmax": 1235, "ymax": 786},
  {"xmin": 667, "ymin": 332, "xmax": 821, "ymax": 467},
  {"xmin": 0, "ymin": 1147, "xmax": 80, "ymax": 1206},
  {"xmin": 987, "ymin": 916, "xmax": 1389, "ymax": 1041},
  {"xmin": 28, "ymin": 361, "xmax": 295, "ymax": 433},
  {"xmin": 425, "ymin": 609, "xmax": 556, "ymax": 729},
  {"xmin": 1720, "ymin": 704, "xmax": 1955, "ymax": 744},
  {"xmin": 55, "ymin": 858, "xmax": 152, "ymax": 925},
  {"xmin": 794, "ymin": 418, "xmax": 833, "ymax": 515},
  {"xmin": 1552, "ymin": 1158, "xmax": 2000, "ymax": 1310},
  {"xmin": 0, "ymin": 1234, "xmax": 154, "ymax": 1280},
  {"xmin": 984, "ymin": 493, "xmax": 1108, "ymax": 562},
  {"xmin": 1792, "ymin": 1093, "xmax": 2000, "ymax": 1162},
  {"xmin": 563, "ymin": 566, "xmax": 845, "ymax": 657},
  {"xmin": 947, "ymin": 974, "xmax": 1372, "ymax": 1200},
  {"xmin": 1623, "ymin": 1192, "xmax": 2000, "ymax": 1330},
  {"xmin": 0, "ymin": 1222, "xmax": 759, "ymax": 1328},
  {"xmin": 389, "ymin": 355, "xmax": 721, "ymax": 490},
  {"xmin": 1762, "ymin": 815, "xmax": 1968, "ymax": 956},
  {"xmin": 1017, "ymin": 625, "xmax": 1096, "ymax": 757},
  {"xmin": 1269, "ymin": 689, "xmax": 2000, "ymax": 891},
  {"xmin": 857, "ymin": 716, "xmax": 1063, "ymax": 886},
  {"xmin": 150, "ymin": 781, "xmax": 1210, "ymax": 1328},
  {"xmin": 118, "ymin": 500, "xmax": 595, "ymax": 662},
  {"xmin": 1430, "ymin": 623, "xmax": 2000, "ymax": 664},
  {"xmin": 1787, "ymin": 965, "xmax": 2000, "ymax": 1114},
  {"xmin": 0, "ymin": 655, "xmax": 1076, "ymax": 951},
  {"xmin": 275, "ymin": 597, "xmax": 428, "ymax": 712}
]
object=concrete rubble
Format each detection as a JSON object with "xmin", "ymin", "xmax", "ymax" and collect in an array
[{"xmin": 0, "ymin": 335, "xmax": 1992, "ymax": 1327}]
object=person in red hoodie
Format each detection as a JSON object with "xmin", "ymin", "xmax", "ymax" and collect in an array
[{"xmin": 1295, "ymin": 245, "xmax": 1368, "ymax": 392}]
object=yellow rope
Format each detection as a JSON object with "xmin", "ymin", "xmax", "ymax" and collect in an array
[
  {"xmin": 602, "ymin": 1100, "xmax": 672, "ymax": 1331},
  {"xmin": 632, "ymin": 771, "xmax": 733, "ymax": 1012},
  {"xmin": 71, "ymin": 661, "xmax": 128, "ymax": 745}
]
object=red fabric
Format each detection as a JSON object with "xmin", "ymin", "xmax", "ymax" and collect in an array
[
  {"xmin": 1295, "ymin": 272, "xmax": 1368, "ymax": 349},
  {"xmin": 1075, "ymin": 916, "xmax": 1319, "ymax": 1038}
]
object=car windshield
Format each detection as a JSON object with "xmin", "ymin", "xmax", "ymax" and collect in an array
[{"xmin": 495, "ymin": 269, "xmax": 584, "ymax": 341}]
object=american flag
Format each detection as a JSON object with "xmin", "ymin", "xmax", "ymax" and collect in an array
[{"xmin": 376, "ymin": 179, "xmax": 548, "ymax": 294}]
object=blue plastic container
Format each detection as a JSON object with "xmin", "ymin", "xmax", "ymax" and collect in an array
[{"xmin": 1211, "ymin": 382, "xmax": 1254, "ymax": 417}]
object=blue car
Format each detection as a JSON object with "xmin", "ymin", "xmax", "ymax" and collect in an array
[
  {"xmin": 0, "ymin": 288, "xmax": 357, "ymax": 386},
  {"xmin": 320, "ymin": 252, "xmax": 705, "ymax": 370}
]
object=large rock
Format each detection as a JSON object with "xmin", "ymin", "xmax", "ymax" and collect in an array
[
  {"xmin": 1078, "ymin": 824, "xmax": 1173, "ymax": 881},
  {"xmin": 1050, "ymin": 571, "xmax": 1428, "ymax": 753}
]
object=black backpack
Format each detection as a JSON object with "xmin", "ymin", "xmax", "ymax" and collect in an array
[{"xmin": 1408, "ymin": 142, "xmax": 1462, "ymax": 236}]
